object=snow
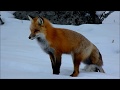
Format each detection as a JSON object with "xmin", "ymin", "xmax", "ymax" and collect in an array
[
  {"xmin": 103, "ymin": 11, "xmax": 120, "ymax": 24},
  {"xmin": 96, "ymin": 11, "xmax": 106, "ymax": 16},
  {"xmin": 0, "ymin": 11, "xmax": 120, "ymax": 79}
]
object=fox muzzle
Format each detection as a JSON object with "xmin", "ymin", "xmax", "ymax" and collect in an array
[{"xmin": 28, "ymin": 34, "xmax": 36, "ymax": 40}]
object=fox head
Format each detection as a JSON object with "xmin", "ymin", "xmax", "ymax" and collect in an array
[{"xmin": 28, "ymin": 15, "xmax": 47, "ymax": 40}]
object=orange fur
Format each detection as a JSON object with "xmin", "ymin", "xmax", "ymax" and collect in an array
[{"xmin": 28, "ymin": 16, "xmax": 104, "ymax": 77}]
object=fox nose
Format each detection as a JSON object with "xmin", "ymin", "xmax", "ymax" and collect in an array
[{"xmin": 28, "ymin": 36, "xmax": 31, "ymax": 39}]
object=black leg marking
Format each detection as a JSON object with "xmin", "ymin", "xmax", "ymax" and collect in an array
[{"xmin": 49, "ymin": 52, "xmax": 62, "ymax": 75}]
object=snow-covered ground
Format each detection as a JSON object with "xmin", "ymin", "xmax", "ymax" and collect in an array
[{"xmin": 0, "ymin": 11, "xmax": 120, "ymax": 79}]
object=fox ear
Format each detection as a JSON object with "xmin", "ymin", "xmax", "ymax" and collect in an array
[
  {"xmin": 37, "ymin": 17, "xmax": 44, "ymax": 25},
  {"xmin": 28, "ymin": 15, "xmax": 33, "ymax": 22}
]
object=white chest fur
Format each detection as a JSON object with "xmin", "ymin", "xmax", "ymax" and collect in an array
[{"xmin": 36, "ymin": 33, "xmax": 54, "ymax": 54}]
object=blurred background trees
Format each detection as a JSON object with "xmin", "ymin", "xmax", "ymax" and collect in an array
[{"xmin": 13, "ymin": 11, "xmax": 114, "ymax": 25}]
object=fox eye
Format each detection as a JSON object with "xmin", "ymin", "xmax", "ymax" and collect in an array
[{"xmin": 34, "ymin": 29, "xmax": 39, "ymax": 33}]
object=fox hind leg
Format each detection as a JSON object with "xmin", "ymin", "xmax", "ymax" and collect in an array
[{"xmin": 70, "ymin": 53, "xmax": 82, "ymax": 77}]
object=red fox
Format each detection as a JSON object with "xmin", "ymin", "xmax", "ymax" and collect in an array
[{"xmin": 28, "ymin": 15, "xmax": 105, "ymax": 77}]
